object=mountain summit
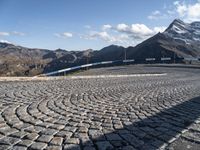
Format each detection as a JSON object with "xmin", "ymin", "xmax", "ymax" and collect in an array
[
  {"xmin": 125, "ymin": 19, "xmax": 200, "ymax": 60},
  {"xmin": 164, "ymin": 19, "xmax": 200, "ymax": 46}
]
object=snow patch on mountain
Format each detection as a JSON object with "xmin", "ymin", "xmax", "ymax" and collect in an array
[
  {"xmin": 0, "ymin": 40, "xmax": 12, "ymax": 44},
  {"xmin": 164, "ymin": 19, "xmax": 200, "ymax": 46}
]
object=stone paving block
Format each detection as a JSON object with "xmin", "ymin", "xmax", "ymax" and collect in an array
[
  {"xmin": 56, "ymin": 130, "xmax": 73, "ymax": 138},
  {"xmin": 0, "ymin": 133, "xmax": 4, "ymax": 139},
  {"xmin": 106, "ymin": 133, "xmax": 122, "ymax": 141},
  {"xmin": 96, "ymin": 141, "xmax": 114, "ymax": 150},
  {"xmin": 78, "ymin": 126, "xmax": 88, "ymax": 133},
  {"xmin": 64, "ymin": 138, "xmax": 80, "ymax": 144},
  {"xmin": 64, "ymin": 144, "xmax": 81, "ymax": 150},
  {"xmin": 29, "ymin": 142, "xmax": 47, "ymax": 150},
  {"xmin": 46, "ymin": 145, "xmax": 62, "ymax": 150},
  {"xmin": 10, "ymin": 131, "xmax": 28, "ymax": 138},
  {"xmin": 24, "ymin": 133, "xmax": 39, "ymax": 140},
  {"xmin": 17, "ymin": 139, "xmax": 33, "ymax": 147},
  {"xmin": 50, "ymin": 136, "xmax": 63, "ymax": 145},
  {"xmin": 0, "ymin": 136, "xmax": 21, "ymax": 145},
  {"xmin": 122, "ymin": 145, "xmax": 136, "ymax": 150},
  {"xmin": 12, "ymin": 145, "xmax": 27, "ymax": 150},
  {"xmin": 0, "ymin": 127, "xmax": 18, "ymax": 136},
  {"xmin": 40, "ymin": 128, "xmax": 58, "ymax": 135},
  {"xmin": 83, "ymin": 146, "xmax": 96, "ymax": 150},
  {"xmin": 36, "ymin": 134, "xmax": 53, "ymax": 143},
  {"xmin": 0, "ymin": 144, "xmax": 11, "ymax": 150}
]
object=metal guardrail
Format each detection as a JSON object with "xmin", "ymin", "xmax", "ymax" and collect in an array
[
  {"xmin": 43, "ymin": 61, "xmax": 115, "ymax": 76},
  {"xmin": 42, "ymin": 57, "xmax": 200, "ymax": 76},
  {"xmin": 123, "ymin": 59, "xmax": 135, "ymax": 63},
  {"xmin": 43, "ymin": 60, "xmax": 128, "ymax": 76},
  {"xmin": 146, "ymin": 58, "xmax": 156, "ymax": 61},
  {"xmin": 184, "ymin": 58, "xmax": 199, "ymax": 61},
  {"xmin": 161, "ymin": 57, "xmax": 171, "ymax": 61}
]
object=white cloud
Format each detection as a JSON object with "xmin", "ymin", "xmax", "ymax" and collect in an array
[
  {"xmin": 148, "ymin": 10, "xmax": 169, "ymax": 20},
  {"xmin": 116, "ymin": 24, "xmax": 129, "ymax": 32},
  {"xmin": 84, "ymin": 25, "xmax": 91, "ymax": 29},
  {"xmin": 0, "ymin": 32, "xmax": 10, "ymax": 36},
  {"xmin": 148, "ymin": 15, "xmax": 156, "ymax": 20},
  {"xmin": 153, "ymin": 26, "xmax": 167, "ymax": 33},
  {"xmin": 148, "ymin": 0, "xmax": 200, "ymax": 22},
  {"xmin": 102, "ymin": 24, "xmax": 112, "ymax": 30},
  {"xmin": 167, "ymin": 10, "xmax": 175, "ymax": 15},
  {"xmin": 83, "ymin": 31, "xmax": 132, "ymax": 46},
  {"xmin": 173, "ymin": 1, "xmax": 179, "ymax": 6},
  {"xmin": 82, "ymin": 23, "xmax": 166, "ymax": 47},
  {"xmin": 91, "ymin": 31, "xmax": 110, "ymax": 40},
  {"xmin": 174, "ymin": 0, "xmax": 200, "ymax": 22},
  {"xmin": 153, "ymin": 10, "xmax": 161, "ymax": 15},
  {"xmin": 174, "ymin": 1, "xmax": 187, "ymax": 17},
  {"xmin": 114, "ymin": 23, "xmax": 166, "ymax": 39},
  {"xmin": 63, "ymin": 32, "xmax": 73, "ymax": 37},
  {"xmin": 131, "ymin": 24, "xmax": 154, "ymax": 36},
  {"xmin": 12, "ymin": 31, "xmax": 25, "ymax": 36},
  {"xmin": 55, "ymin": 32, "xmax": 73, "ymax": 38},
  {"xmin": 85, "ymin": 31, "xmax": 115, "ymax": 42},
  {"xmin": 0, "ymin": 31, "xmax": 26, "ymax": 36}
]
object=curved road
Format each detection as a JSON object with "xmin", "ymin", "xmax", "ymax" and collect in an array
[{"xmin": 0, "ymin": 65, "xmax": 200, "ymax": 150}]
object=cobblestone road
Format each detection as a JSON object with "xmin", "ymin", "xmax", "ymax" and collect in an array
[{"xmin": 0, "ymin": 65, "xmax": 200, "ymax": 150}]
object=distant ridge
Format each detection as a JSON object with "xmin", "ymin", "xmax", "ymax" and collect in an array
[{"xmin": 0, "ymin": 19, "xmax": 200, "ymax": 76}]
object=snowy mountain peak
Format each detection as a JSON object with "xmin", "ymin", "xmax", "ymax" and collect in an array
[
  {"xmin": 164, "ymin": 19, "xmax": 200, "ymax": 45},
  {"xmin": 0, "ymin": 41, "xmax": 13, "ymax": 48},
  {"xmin": 165, "ymin": 19, "xmax": 187, "ymax": 33},
  {"xmin": 0, "ymin": 40, "xmax": 12, "ymax": 44},
  {"xmin": 172, "ymin": 19, "xmax": 185, "ymax": 26}
]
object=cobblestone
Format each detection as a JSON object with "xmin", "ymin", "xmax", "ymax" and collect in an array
[
  {"xmin": 96, "ymin": 141, "xmax": 114, "ymax": 150},
  {"xmin": 50, "ymin": 136, "xmax": 63, "ymax": 145},
  {"xmin": 0, "ymin": 65, "xmax": 200, "ymax": 149},
  {"xmin": 29, "ymin": 142, "xmax": 47, "ymax": 149}
]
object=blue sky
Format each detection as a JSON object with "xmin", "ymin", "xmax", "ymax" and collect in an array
[{"xmin": 0, "ymin": 0, "xmax": 200, "ymax": 50}]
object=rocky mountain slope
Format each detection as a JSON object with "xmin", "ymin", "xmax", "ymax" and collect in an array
[
  {"xmin": 0, "ymin": 19, "xmax": 199, "ymax": 76},
  {"xmin": 125, "ymin": 19, "xmax": 200, "ymax": 60}
]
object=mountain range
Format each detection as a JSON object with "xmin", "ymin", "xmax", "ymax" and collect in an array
[{"xmin": 0, "ymin": 19, "xmax": 200, "ymax": 76}]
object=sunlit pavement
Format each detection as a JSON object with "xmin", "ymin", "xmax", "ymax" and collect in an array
[{"xmin": 0, "ymin": 65, "xmax": 200, "ymax": 150}]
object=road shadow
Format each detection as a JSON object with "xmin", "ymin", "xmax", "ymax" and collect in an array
[{"xmin": 67, "ymin": 96, "xmax": 200, "ymax": 150}]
